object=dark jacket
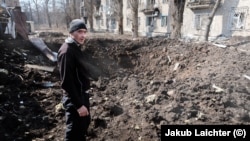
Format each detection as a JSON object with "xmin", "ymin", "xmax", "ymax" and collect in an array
[{"xmin": 57, "ymin": 38, "xmax": 91, "ymax": 109}]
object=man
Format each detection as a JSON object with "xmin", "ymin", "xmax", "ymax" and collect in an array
[{"xmin": 57, "ymin": 19, "xmax": 91, "ymax": 141}]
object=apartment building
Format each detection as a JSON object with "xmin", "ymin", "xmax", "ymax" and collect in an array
[
  {"xmin": 84, "ymin": 0, "xmax": 250, "ymax": 38},
  {"xmin": 87, "ymin": 0, "xmax": 169, "ymax": 36},
  {"xmin": 132, "ymin": 0, "xmax": 169, "ymax": 36},
  {"xmin": 183, "ymin": 0, "xmax": 250, "ymax": 39},
  {"xmin": 0, "ymin": 0, "xmax": 20, "ymax": 7}
]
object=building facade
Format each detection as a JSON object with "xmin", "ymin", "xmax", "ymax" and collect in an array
[
  {"xmin": 0, "ymin": 0, "xmax": 20, "ymax": 7},
  {"xmin": 87, "ymin": 0, "xmax": 170, "ymax": 36},
  {"xmin": 83, "ymin": 0, "xmax": 250, "ymax": 38},
  {"xmin": 183, "ymin": 0, "xmax": 250, "ymax": 39}
]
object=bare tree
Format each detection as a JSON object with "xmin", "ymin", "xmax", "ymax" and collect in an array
[
  {"xmin": 110, "ymin": 0, "xmax": 123, "ymax": 34},
  {"xmin": 169, "ymin": 0, "xmax": 185, "ymax": 39},
  {"xmin": 28, "ymin": 1, "xmax": 33, "ymax": 21},
  {"xmin": 20, "ymin": 0, "xmax": 33, "ymax": 21},
  {"xmin": 93, "ymin": 0, "xmax": 101, "ymax": 10},
  {"xmin": 65, "ymin": 0, "xmax": 71, "ymax": 28},
  {"xmin": 204, "ymin": 0, "xmax": 221, "ymax": 41},
  {"xmin": 56, "ymin": 0, "xmax": 70, "ymax": 28},
  {"xmin": 52, "ymin": 0, "xmax": 58, "ymax": 28},
  {"xmin": 129, "ymin": 0, "xmax": 139, "ymax": 38},
  {"xmin": 32, "ymin": 0, "xmax": 41, "ymax": 24},
  {"xmin": 44, "ymin": 0, "xmax": 52, "ymax": 28},
  {"xmin": 72, "ymin": 0, "xmax": 77, "ymax": 19},
  {"xmin": 69, "ymin": 0, "xmax": 81, "ymax": 19},
  {"xmin": 84, "ymin": 0, "xmax": 94, "ymax": 32}
]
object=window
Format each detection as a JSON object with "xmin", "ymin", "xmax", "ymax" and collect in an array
[
  {"xmin": 230, "ymin": 7, "xmax": 248, "ymax": 30},
  {"xmin": 148, "ymin": 0, "xmax": 156, "ymax": 4},
  {"xmin": 127, "ymin": 17, "xmax": 131, "ymax": 26},
  {"xmin": 81, "ymin": 7, "xmax": 87, "ymax": 17},
  {"xmin": 101, "ymin": 19, "xmax": 104, "ymax": 26},
  {"xmin": 96, "ymin": 19, "xmax": 100, "ymax": 26},
  {"xmin": 106, "ymin": 0, "xmax": 110, "ymax": 6},
  {"xmin": 162, "ymin": 0, "xmax": 167, "ymax": 3},
  {"xmin": 194, "ymin": 14, "xmax": 209, "ymax": 30},
  {"xmin": 161, "ymin": 16, "xmax": 167, "ymax": 27},
  {"xmin": 100, "ymin": 5, "xmax": 103, "ymax": 12},
  {"xmin": 111, "ymin": 18, "xmax": 116, "ymax": 29},
  {"xmin": 146, "ymin": 16, "xmax": 154, "ymax": 26}
]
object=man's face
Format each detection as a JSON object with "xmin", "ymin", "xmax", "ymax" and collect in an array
[{"xmin": 70, "ymin": 29, "xmax": 87, "ymax": 44}]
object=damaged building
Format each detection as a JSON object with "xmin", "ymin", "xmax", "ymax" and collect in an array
[{"xmin": 0, "ymin": 0, "xmax": 29, "ymax": 39}]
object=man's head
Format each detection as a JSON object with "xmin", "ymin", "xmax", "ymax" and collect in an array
[{"xmin": 69, "ymin": 19, "xmax": 87, "ymax": 44}]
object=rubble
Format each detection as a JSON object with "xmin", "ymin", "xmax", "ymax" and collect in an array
[{"xmin": 0, "ymin": 35, "xmax": 250, "ymax": 141}]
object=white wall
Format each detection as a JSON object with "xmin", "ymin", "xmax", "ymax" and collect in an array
[{"xmin": 182, "ymin": 0, "xmax": 250, "ymax": 39}]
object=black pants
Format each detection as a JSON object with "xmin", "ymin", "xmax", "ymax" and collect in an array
[{"xmin": 63, "ymin": 95, "xmax": 91, "ymax": 141}]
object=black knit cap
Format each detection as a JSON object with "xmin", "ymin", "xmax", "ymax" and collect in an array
[{"xmin": 69, "ymin": 19, "xmax": 87, "ymax": 33}]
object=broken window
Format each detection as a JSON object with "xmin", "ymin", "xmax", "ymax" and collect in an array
[
  {"xmin": 194, "ymin": 13, "xmax": 209, "ymax": 30},
  {"xmin": 161, "ymin": 16, "xmax": 167, "ymax": 27},
  {"xmin": 230, "ymin": 7, "xmax": 248, "ymax": 30}
]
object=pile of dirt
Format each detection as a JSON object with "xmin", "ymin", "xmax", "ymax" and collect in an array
[{"xmin": 0, "ymin": 34, "xmax": 249, "ymax": 141}]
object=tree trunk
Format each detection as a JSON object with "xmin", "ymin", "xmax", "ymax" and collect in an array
[
  {"xmin": 118, "ymin": 16, "xmax": 123, "ymax": 34},
  {"xmin": 52, "ymin": 0, "xmax": 58, "ymax": 28},
  {"xmin": 129, "ymin": 0, "xmax": 139, "ymax": 38},
  {"xmin": 169, "ymin": 0, "xmax": 185, "ymax": 39},
  {"xmin": 65, "ymin": 0, "xmax": 71, "ymax": 28},
  {"xmin": 132, "ymin": 10, "xmax": 138, "ymax": 38},
  {"xmin": 118, "ymin": 1, "xmax": 123, "ymax": 35},
  {"xmin": 45, "ymin": 0, "xmax": 51, "ymax": 28},
  {"xmin": 89, "ymin": 0, "xmax": 94, "ymax": 32},
  {"xmin": 73, "ymin": 0, "xmax": 76, "ymax": 19},
  {"xmin": 29, "ymin": 1, "xmax": 33, "ymax": 21},
  {"xmin": 204, "ymin": 0, "xmax": 221, "ymax": 41},
  {"xmin": 32, "ymin": 0, "xmax": 40, "ymax": 24}
]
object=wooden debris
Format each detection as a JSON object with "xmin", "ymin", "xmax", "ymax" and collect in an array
[
  {"xmin": 167, "ymin": 56, "xmax": 171, "ymax": 63},
  {"xmin": 213, "ymin": 43, "xmax": 227, "ymax": 48},
  {"xmin": 212, "ymin": 84, "xmax": 224, "ymax": 93},
  {"xmin": 25, "ymin": 64, "xmax": 55, "ymax": 72},
  {"xmin": 173, "ymin": 63, "xmax": 179, "ymax": 71},
  {"xmin": 243, "ymin": 75, "xmax": 250, "ymax": 81}
]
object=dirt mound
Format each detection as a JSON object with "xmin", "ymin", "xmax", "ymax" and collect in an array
[{"xmin": 0, "ymin": 36, "xmax": 249, "ymax": 141}]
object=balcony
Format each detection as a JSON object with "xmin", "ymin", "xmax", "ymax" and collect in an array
[
  {"xmin": 139, "ymin": 3, "xmax": 155, "ymax": 15},
  {"xmin": 187, "ymin": 0, "xmax": 215, "ymax": 10}
]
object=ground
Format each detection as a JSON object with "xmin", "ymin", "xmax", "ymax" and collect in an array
[{"xmin": 0, "ymin": 33, "xmax": 250, "ymax": 141}]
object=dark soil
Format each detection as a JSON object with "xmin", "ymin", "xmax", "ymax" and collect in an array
[{"xmin": 0, "ymin": 33, "xmax": 250, "ymax": 141}]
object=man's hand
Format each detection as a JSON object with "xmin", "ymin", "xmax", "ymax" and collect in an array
[{"xmin": 77, "ymin": 105, "xmax": 89, "ymax": 117}]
